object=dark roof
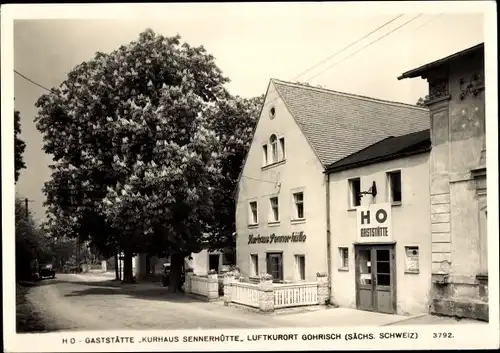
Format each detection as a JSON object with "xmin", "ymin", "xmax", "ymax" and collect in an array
[
  {"xmin": 273, "ymin": 79, "xmax": 430, "ymax": 166},
  {"xmin": 398, "ymin": 43, "xmax": 484, "ymax": 80},
  {"xmin": 325, "ymin": 129, "xmax": 431, "ymax": 173}
]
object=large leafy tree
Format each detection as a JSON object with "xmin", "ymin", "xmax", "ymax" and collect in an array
[
  {"xmin": 15, "ymin": 110, "xmax": 27, "ymax": 183},
  {"xmin": 35, "ymin": 29, "xmax": 243, "ymax": 287},
  {"xmin": 205, "ymin": 94, "xmax": 263, "ymax": 251}
]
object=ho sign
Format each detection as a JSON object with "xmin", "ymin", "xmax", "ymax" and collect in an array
[{"xmin": 357, "ymin": 203, "xmax": 392, "ymax": 243}]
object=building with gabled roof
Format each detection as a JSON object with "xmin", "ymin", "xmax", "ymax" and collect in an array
[
  {"xmin": 325, "ymin": 128, "xmax": 432, "ymax": 315},
  {"xmin": 234, "ymin": 78, "xmax": 430, "ymax": 305}
]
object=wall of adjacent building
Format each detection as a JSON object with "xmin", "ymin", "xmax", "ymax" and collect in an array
[
  {"xmin": 328, "ymin": 152, "xmax": 432, "ymax": 315},
  {"xmin": 425, "ymin": 51, "xmax": 486, "ymax": 293}
]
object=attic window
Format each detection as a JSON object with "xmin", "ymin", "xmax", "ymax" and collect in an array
[{"xmin": 269, "ymin": 107, "xmax": 276, "ymax": 119}]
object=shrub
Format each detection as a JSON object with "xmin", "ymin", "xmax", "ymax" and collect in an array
[{"xmin": 259, "ymin": 273, "xmax": 273, "ymax": 281}]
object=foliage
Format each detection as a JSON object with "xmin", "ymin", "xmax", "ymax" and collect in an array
[
  {"xmin": 205, "ymin": 94, "xmax": 263, "ymax": 250},
  {"xmin": 416, "ymin": 95, "xmax": 429, "ymax": 107},
  {"xmin": 15, "ymin": 110, "xmax": 27, "ymax": 183},
  {"xmin": 35, "ymin": 29, "xmax": 263, "ymax": 286},
  {"xmin": 15, "ymin": 197, "xmax": 51, "ymax": 280}
]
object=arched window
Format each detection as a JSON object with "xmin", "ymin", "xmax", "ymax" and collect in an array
[{"xmin": 270, "ymin": 134, "xmax": 278, "ymax": 163}]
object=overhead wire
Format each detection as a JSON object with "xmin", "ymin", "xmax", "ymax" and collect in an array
[
  {"xmin": 292, "ymin": 14, "xmax": 404, "ymax": 81},
  {"xmin": 304, "ymin": 14, "xmax": 424, "ymax": 82},
  {"xmin": 14, "ymin": 69, "xmax": 52, "ymax": 92}
]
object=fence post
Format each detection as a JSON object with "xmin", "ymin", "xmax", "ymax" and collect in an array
[
  {"xmin": 259, "ymin": 276, "xmax": 274, "ymax": 313},
  {"xmin": 207, "ymin": 272, "xmax": 219, "ymax": 301},
  {"xmin": 317, "ymin": 272, "xmax": 329, "ymax": 305},
  {"xmin": 184, "ymin": 271, "xmax": 193, "ymax": 294},
  {"xmin": 223, "ymin": 272, "xmax": 234, "ymax": 306}
]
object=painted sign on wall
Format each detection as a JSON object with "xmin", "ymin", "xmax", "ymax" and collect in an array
[
  {"xmin": 248, "ymin": 231, "xmax": 306, "ymax": 245},
  {"xmin": 357, "ymin": 203, "xmax": 392, "ymax": 243}
]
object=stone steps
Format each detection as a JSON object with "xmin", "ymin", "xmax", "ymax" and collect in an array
[{"xmin": 430, "ymin": 297, "xmax": 488, "ymax": 322}]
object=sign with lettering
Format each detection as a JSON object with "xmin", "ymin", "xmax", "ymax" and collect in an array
[
  {"xmin": 357, "ymin": 203, "xmax": 392, "ymax": 243},
  {"xmin": 248, "ymin": 231, "xmax": 306, "ymax": 245}
]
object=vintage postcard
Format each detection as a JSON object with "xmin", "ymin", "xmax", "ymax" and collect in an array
[{"xmin": 1, "ymin": 1, "xmax": 498, "ymax": 352}]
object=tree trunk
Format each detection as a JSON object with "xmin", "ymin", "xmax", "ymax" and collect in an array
[
  {"xmin": 114, "ymin": 253, "xmax": 120, "ymax": 281},
  {"xmin": 167, "ymin": 253, "xmax": 184, "ymax": 293},
  {"xmin": 122, "ymin": 250, "xmax": 135, "ymax": 284}
]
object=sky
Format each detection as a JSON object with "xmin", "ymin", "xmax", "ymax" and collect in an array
[{"xmin": 9, "ymin": 4, "xmax": 486, "ymax": 222}]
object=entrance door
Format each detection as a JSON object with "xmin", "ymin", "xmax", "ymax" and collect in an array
[
  {"xmin": 209, "ymin": 254, "xmax": 220, "ymax": 272},
  {"xmin": 355, "ymin": 245, "xmax": 396, "ymax": 314},
  {"xmin": 266, "ymin": 253, "xmax": 283, "ymax": 282}
]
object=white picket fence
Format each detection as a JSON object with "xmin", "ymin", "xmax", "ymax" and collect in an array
[
  {"xmin": 190, "ymin": 276, "xmax": 209, "ymax": 297},
  {"xmin": 227, "ymin": 280, "xmax": 320, "ymax": 310},
  {"xmin": 231, "ymin": 282, "xmax": 260, "ymax": 308},
  {"xmin": 273, "ymin": 282, "xmax": 319, "ymax": 309}
]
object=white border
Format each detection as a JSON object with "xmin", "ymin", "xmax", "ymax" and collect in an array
[{"xmin": 2, "ymin": 2, "xmax": 498, "ymax": 352}]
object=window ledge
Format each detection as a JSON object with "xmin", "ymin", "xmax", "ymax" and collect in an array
[
  {"xmin": 404, "ymin": 270, "xmax": 420, "ymax": 275},
  {"xmin": 268, "ymin": 221, "xmax": 281, "ymax": 227},
  {"xmin": 291, "ymin": 218, "xmax": 306, "ymax": 225},
  {"xmin": 338, "ymin": 268, "xmax": 349, "ymax": 272},
  {"xmin": 261, "ymin": 159, "xmax": 286, "ymax": 171},
  {"xmin": 391, "ymin": 201, "xmax": 402, "ymax": 207},
  {"xmin": 476, "ymin": 274, "xmax": 488, "ymax": 281},
  {"xmin": 248, "ymin": 224, "xmax": 259, "ymax": 229}
]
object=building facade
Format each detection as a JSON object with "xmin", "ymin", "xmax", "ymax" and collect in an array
[
  {"xmin": 235, "ymin": 79, "xmax": 429, "ymax": 291},
  {"xmin": 399, "ymin": 43, "xmax": 488, "ymax": 321},
  {"xmin": 327, "ymin": 130, "xmax": 432, "ymax": 315}
]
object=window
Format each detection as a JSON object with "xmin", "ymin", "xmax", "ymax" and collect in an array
[
  {"xmin": 269, "ymin": 106, "xmax": 276, "ymax": 119},
  {"xmin": 295, "ymin": 255, "xmax": 305, "ymax": 280},
  {"xmin": 266, "ymin": 253, "xmax": 283, "ymax": 282},
  {"xmin": 339, "ymin": 247, "xmax": 349, "ymax": 270},
  {"xmin": 269, "ymin": 196, "xmax": 279, "ymax": 222},
  {"xmin": 348, "ymin": 178, "xmax": 361, "ymax": 208},
  {"xmin": 270, "ymin": 134, "xmax": 278, "ymax": 163},
  {"xmin": 249, "ymin": 201, "xmax": 258, "ymax": 225},
  {"xmin": 262, "ymin": 145, "xmax": 268, "ymax": 166},
  {"xmin": 279, "ymin": 137, "xmax": 286, "ymax": 160},
  {"xmin": 388, "ymin": 171, "xmax": 402, "ymax": 203},
  {"xmin": 404, "ymin": 246, "xmax": 419, "ymax": 273},
  {"xmin": 250, "ymin": 254, "xmax": 259, "ymax": 277},
  {"xmin": 293, "ymin": 192, "xmax": 304, "ymax": 219}
]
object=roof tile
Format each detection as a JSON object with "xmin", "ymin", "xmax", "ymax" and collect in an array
[{"xmin": 273, "ymin": 79, "xmax": 430, "ymax": 166}]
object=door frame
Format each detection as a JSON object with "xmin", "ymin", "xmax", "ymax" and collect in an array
[
  {"xmin": 266, "ymin": 251, "xmax": 284, "ymax": 282},
  {"xmin": 354, "ymin": 242, "xmax": 397, "ymax": 314}
]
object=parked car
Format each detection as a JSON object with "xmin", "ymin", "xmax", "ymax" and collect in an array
[{"xmin": 38, "ymin": 263, "xmax": 56, "ymax": 279}]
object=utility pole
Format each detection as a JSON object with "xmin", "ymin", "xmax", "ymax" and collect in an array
[{"xmin": 24, "ymin": 197, "xmax": 34, "ymax": 219}]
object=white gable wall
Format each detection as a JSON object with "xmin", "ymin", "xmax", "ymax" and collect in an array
[{"xmin": 235, "ymin": 81, "xmax": 328, "ymax": 282}]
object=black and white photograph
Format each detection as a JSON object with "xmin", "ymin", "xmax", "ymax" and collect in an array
[{"xmin": 2, "ymin": 2, "xmax": 498, "ymax": 352}]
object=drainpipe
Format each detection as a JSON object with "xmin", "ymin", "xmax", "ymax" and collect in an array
[{"xmin": 325, "ymin": 172, "xmax": 332, "ymax": 301}]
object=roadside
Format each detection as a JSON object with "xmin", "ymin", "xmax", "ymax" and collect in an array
[
  {"xmin": 384, "ymin": 313, "xmax": 488, "ymax": 326},
  {"xmin": 16, "ymin": 283, "xmax": 60, "ymax": 333}
]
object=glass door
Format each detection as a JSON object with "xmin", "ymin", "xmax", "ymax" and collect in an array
[
  {"xmin": 355, "ymin": 245, "xmax": 395, "ymax": 314},
  {"xmin": 355, "ymin": 248, "xmax": 374, "ymax": 311},
  {"xmin": 266, "ymin": 253, "xmax": 283, "ymax": 282},
  {"xmin": 373, "ymin": 248, "xmax": 394, "ymax": 314}
]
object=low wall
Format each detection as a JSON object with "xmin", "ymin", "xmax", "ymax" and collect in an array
[
  {"xmin": 223, "ymin": 273, "xmax": 329, "ymax": 313},
  {"xmin": 184, "ymin": 273, "xmax": 219, "ymax": 301}
]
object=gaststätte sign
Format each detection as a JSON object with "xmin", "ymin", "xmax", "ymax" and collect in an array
[
  {"xmin": 357, "ymin": 203, "xmax": 392, "ymax": 243},
  {"xmin": 248, "ymin": 231, "xmax": 306, "ymax": 244}
]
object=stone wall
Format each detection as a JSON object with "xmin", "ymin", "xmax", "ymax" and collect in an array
[{"xmin": 424, "ymin": 48, "xmax": 488, "ymax": 321}]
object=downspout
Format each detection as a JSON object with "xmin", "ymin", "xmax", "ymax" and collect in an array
[{"xmin": 325, "ymin": 171, "xmax": 332, "ymax": 302}]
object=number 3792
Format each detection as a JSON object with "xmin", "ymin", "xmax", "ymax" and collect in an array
[{"xmin": 433, "ymin": 332, "xmax": 454, "ymax": 339}]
